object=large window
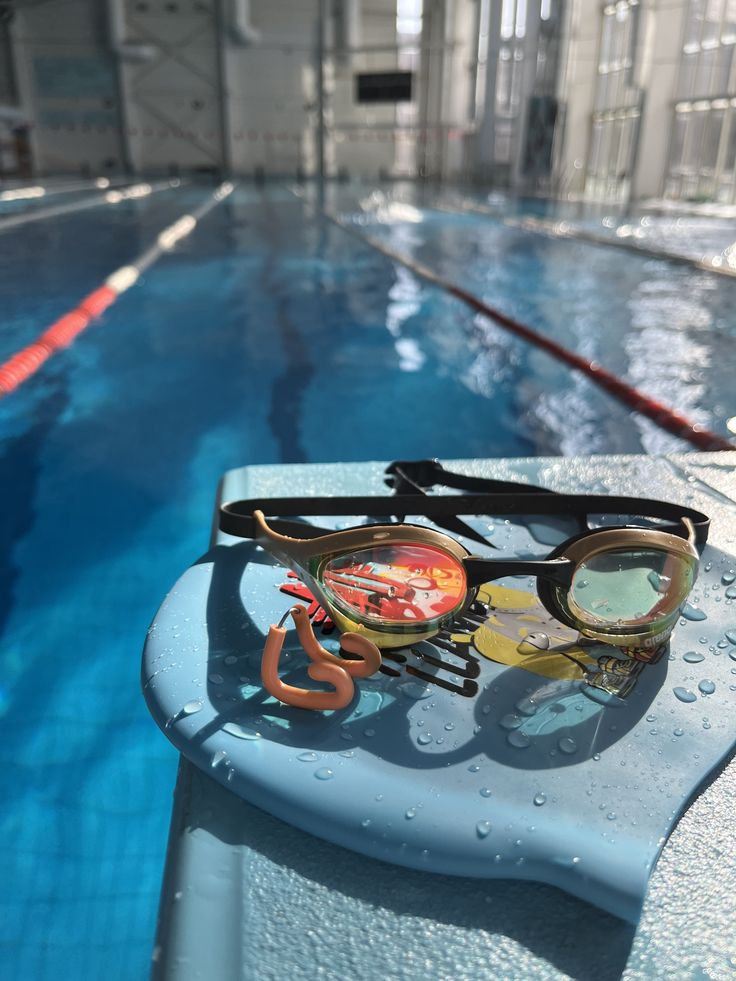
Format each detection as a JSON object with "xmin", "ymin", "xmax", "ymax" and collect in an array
[
  {"xmin": 490, "ymin": 0, "xmax": 560, "ymax": 173},
  {"xmin": 665, "ymin": 0, "xmax": 736, "ymax": 201},
  {"xmin": 394, "ymin": 0, "xmax": 422, "ymax": 176},
  {"xmin": 491, "ymin": 0, "xmax": 530, "ymax": 166},
  {"xmin": 585, "ymin": 0, "xmax": 643, "ymax": 201}
]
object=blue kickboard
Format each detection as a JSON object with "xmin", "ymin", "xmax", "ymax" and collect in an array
[{"xmin": 143, "ymin": 457, "xmax": 736, "ymax": 924}]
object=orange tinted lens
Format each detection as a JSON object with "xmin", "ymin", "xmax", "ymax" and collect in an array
[{"xmin": 320, "ymin": 543, "xmax": 467, "ymax": 628}]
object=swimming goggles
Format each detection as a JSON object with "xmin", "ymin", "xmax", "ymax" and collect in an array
[{"xmin": 219, "ymin": 461, "xmax": 709, "ymax": 653}]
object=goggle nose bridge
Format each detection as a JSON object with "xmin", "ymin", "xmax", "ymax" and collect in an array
[{"xmin": 464, "ymin": 555, "xmax": 575, "ymax": 588}]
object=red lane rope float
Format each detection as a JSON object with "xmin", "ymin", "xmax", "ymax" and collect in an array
[
  {"xmin": 0, "ymin": 182, "xmax": 235, "ymax": 399},
  {"xmin": 446, "ymin": 281, "xmax": 733, "ymax": 451},
  {"xmin": 0, "ymin": 286, "xmax": 117, "ymax": 396},
  {"xmin": 328, "ymin": 213, "xmax": 734, "ymax": 453}
]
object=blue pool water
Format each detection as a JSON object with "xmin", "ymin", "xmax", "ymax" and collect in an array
[{"xmin": 1, "ymin": 181, "xmax": 734, "ymax": 978}]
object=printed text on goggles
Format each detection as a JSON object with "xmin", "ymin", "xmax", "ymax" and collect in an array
[{"xmin": 219, "ymin": 468, "xmax": 709, "ymax": 651}]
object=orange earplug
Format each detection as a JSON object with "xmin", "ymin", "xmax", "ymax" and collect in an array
[{"xmin": 261, "ymin": 605, "xmax": 382, "ymax": 710}]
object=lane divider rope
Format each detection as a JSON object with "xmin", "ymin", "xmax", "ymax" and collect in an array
[
  {"xmin": 0, "ymin": 182, "xmax": 234, "ymax": 398},
  {"xmin": 505, "ymin": 215, "xmax": 736, "ymax": 279},
  {"xmin": 326, "ymin": 210, "xmax": 734, "ymax": 453},
  {"xmin": 435, "ymin": 199, "xmax": 736, "ymax": 280},
  {"xmin": 0, "ymin": 180, "xmax": 182, "ymax": 234},
  {"xmin": 0, "ymin": 177, "xmax": 123, "ymax": 202}
]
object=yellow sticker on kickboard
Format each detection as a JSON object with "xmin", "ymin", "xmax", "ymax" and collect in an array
[{"xmin": 449, "ymin": 582, "xmax": 598, "ymax": 681}]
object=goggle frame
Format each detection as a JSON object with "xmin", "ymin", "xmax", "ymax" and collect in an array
[{"xmin": 242, "ymin": 507, "xmax": 700, "ymax": 651}]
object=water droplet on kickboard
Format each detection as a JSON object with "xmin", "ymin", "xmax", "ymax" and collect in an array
[
  {"xmin": 399, "ymin": 681, "xmax": 432, "ymax": 700},
  {"xmin": 515, "ymin": 697, "xmax": 538, "ymax": 716},
  {"xmin": 673, "ymin": 687, "xmax": 697, "ymax": 703},
  {"xmin": 507, "ymin": 731, "xmax": 531, "ymax": 749},
  {"xmin": 223, "ymin": 722, "xmax": 261, "ymax": 740},
  {"xmin": 683, "ymin": 651, "xmax": 704, "ymax": 663},
  {"xmin": 681, "ymin": 604, "xmax": 707, "ymax": 621},
  {"xmin": 500, "ymin": 713, "xmax": 523, "ymax": 730},
  {"xmin": 517, "ymin": 632, "xmax": 550, "ymax": 655}
]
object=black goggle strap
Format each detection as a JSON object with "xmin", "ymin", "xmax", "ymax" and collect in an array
[
  {"xmin": 384, "ymin": 459, "xmax": 586, "ymax": 547},
  {"xmin": 219, "ymin": 492, "xmax": 710, "ymax": 550},
  {"xmin": 384, "ymin": 461, "xmax": 503, "ymax": 547},
  {"xmin": 385, "ymin": 458, "xmax": 554, "ymax": 496}
]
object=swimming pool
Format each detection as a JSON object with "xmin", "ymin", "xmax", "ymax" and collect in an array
[{"xmin": 1, "ymin": 181, "xmax": 734, "ymax": 978}]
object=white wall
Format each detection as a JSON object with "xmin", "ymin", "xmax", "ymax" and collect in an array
[
  {"xmin": 11, "ymin": 0, "xmax": 125, "ymax": 176},
  {"xmin": 24, "ymin": 0, "xmax": 693, "ymax": 193},
  {"xmin": 223, "ymin": 1, "xmax": 317, "ymax": 178},
  {"xmin": 118, "ymin": 0, "xmax": 224, "ymax": 175},
  {"xmin": 7, "ymin": 0, "xmax": 424, "ymax": 179},
  {"xmin": 330, "ymin": 0, "xmax": 403, "ymax": 178},
  {"xmin": 6, "ymin": 0, "xmax": 480, "ymax": 181}
]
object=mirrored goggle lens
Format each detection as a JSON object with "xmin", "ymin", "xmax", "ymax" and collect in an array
[
  {"xmin": 567, "ymin": 548, "xmax": 696, "ymax": 628},
  {"xmin": 319, "ymin": 543, "xmax": 467, "ymax": 628}
]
